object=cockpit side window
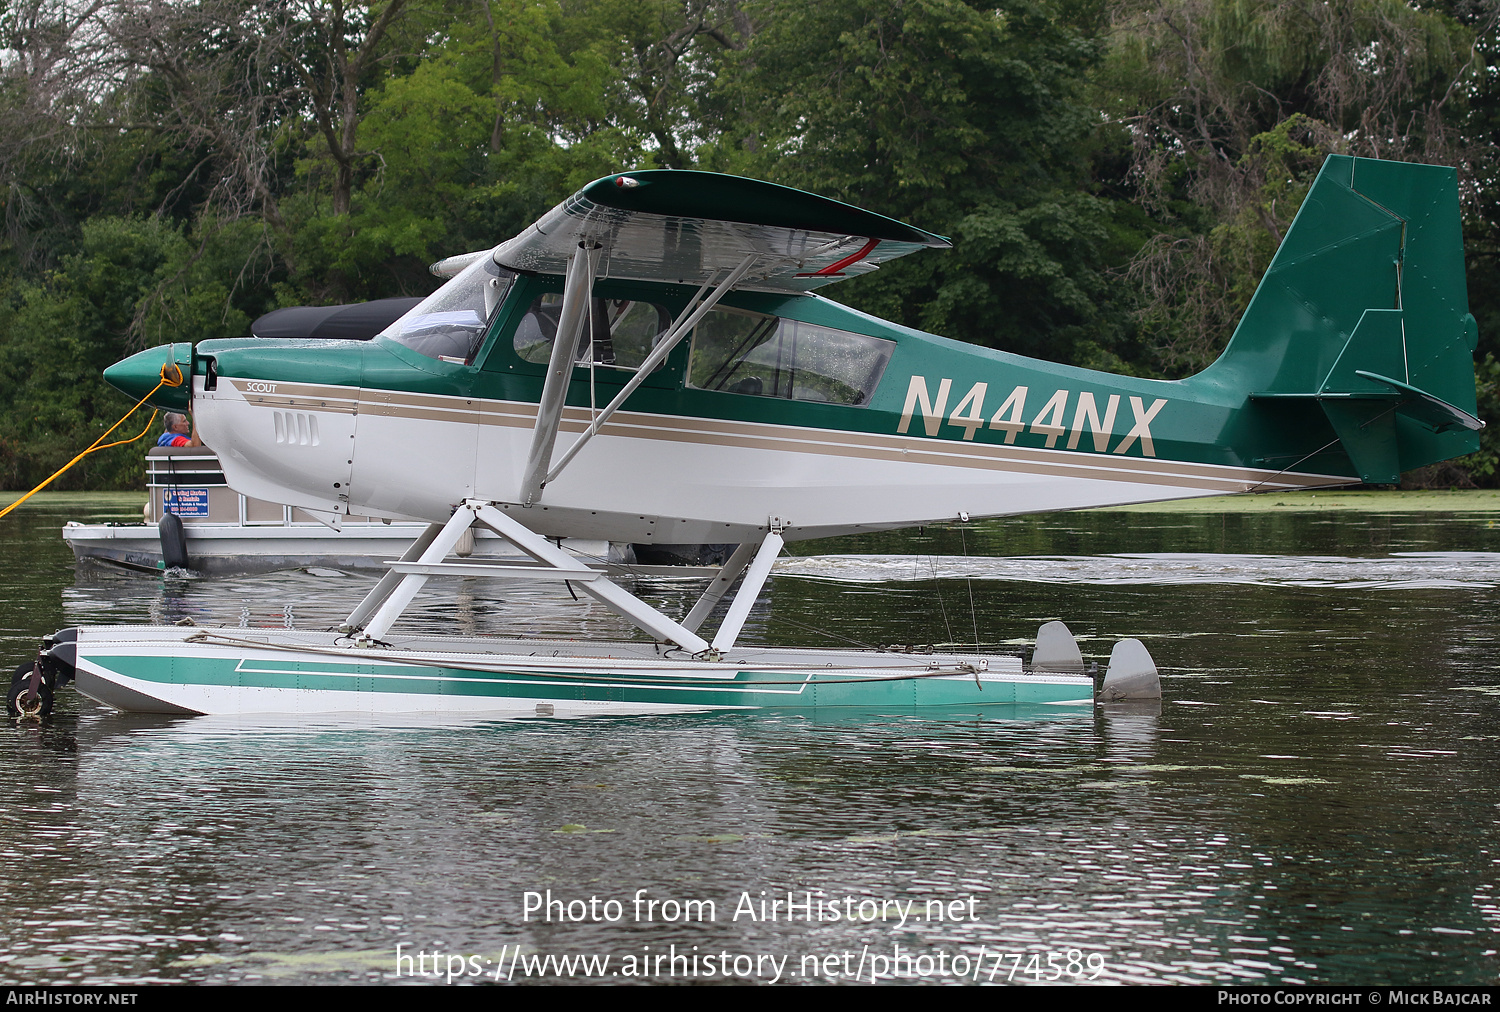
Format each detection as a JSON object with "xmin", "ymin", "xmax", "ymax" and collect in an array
[
  {"xmin": 380, "ymin": 256, "xmax": 514, "ymax": 364},
  {"xmin": 687, "ymin": 307, "xmax": 894, "ymax": 406},
  {"xmin": 514, "ymin": 294, "xmax": 672, "ymax": 371},
  {"xmin": 513, "ymin": 295, "xmax": 565, "ymax": 363}
]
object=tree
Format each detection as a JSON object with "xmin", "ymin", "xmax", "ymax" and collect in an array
[
  {"xmin": 0, "ymin": 216, "xmax": 262, "ymax": 489},
  {"xmin": 0, "ymin": 0, "xmax": 114, "ymax": 271},
  {"xmin": 713, "ymin": 0, "xmax": 1131, "ymax": 365},
  {"xmin": 283, "ymin": 0, "xmax": 412, "ymax": 216},
  {"xmin": 1102, "ymin": 0, "xmax": 1488, "ymax": 375},
  {"xmin": 599, "ymin": 0, "xmax": 752, "ymax": 169}
]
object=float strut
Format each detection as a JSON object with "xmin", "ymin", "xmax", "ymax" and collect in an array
[
  {"xmin": 709, "ymin": 526, "xmax": 785, "ymax": 654},
  {"xmin": 344, "ymin": 502, "xmax": 715, "ymax": 653},
  {"xmin": 471, "ymin": 504, "xmax": 709, "ymax": 652},
  {"xmin": 681, "ymin": 542, "xmax": 759, "ymax": 634},
  {"xmin": 354, "ymin": 510, "xmax": 482, "ymax": 641},
  {"xmin": 340, "ymin": 521, "xmax": 445, "ymax": 633}
]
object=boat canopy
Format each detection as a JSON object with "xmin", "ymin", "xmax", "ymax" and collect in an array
[{"xmin": 251, "ymin": 297, "xmax": 424, "ymax": 341}]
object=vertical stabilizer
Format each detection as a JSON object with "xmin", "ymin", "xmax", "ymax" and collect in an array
[{"xmin": 1206, "ymin": 155, "xmax": 1482, "ymax": 483}]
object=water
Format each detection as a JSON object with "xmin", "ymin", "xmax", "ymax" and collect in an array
[{"xmin": 1, "ymin": 494, "xmax": 1498, "ymax": 985}]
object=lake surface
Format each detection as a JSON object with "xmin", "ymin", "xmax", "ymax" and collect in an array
[{"xmin": 1, "ymin": 494, "xmax": 1498, "ymax": 985}]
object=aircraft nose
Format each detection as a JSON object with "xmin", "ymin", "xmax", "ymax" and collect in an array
[{"xmin": 103, "ymin": 343, "xmax": 194, "ymax": 411}]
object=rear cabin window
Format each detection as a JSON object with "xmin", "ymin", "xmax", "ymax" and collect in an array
[
  {"xmin": 514, "ymin": 295, "xmax": 672, "ymax": 370},
  {"xmin": 687, "ymin": 308, "xmax": 894, "ymax": 406}
]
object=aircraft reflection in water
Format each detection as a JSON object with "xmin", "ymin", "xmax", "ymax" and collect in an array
[{"xmin": 20, "ymin": 155, "xmax": 1482, "ymax": 718}]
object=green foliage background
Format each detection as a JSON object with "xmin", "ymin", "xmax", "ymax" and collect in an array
[{"xmin": 1, "ymin": 0, "xmax": 1496, "ymax": 490}]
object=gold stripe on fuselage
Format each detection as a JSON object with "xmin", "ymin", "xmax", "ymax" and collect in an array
[{"xmin": 224, "ymin": 378, "xmax": 1348, "ymax": 494}]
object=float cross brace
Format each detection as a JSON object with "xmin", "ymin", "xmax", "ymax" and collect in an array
[
  {"xmin": 341, "ymin": 502, "xmax": 787, "ymax": 656},
  {"xmin": 342, "ymin": 500, "xmax": 710, "ymax": 651}
]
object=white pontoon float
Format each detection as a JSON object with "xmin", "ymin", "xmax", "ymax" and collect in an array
[{"xmin": 42, "ymin": 501, "xmax": 1152, "ymax": 716}]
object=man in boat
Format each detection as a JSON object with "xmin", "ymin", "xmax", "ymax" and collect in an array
[{"xmin": 156, "ymin": 412, "xmax": 201, "ymax": 448}]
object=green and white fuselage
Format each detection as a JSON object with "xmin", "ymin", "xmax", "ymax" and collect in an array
[
  {"xmin": 180, "ymin": 284, "xmax": 1341, "ymax": 547},
  {"xmin": 110, "ymin": 156, "xmax": 1481, "ymax": 544}
]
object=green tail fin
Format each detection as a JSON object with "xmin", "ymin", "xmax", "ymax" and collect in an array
[{"xmin": 1208, "ymin": 155, "xmax": 1482, "ymax": 483}]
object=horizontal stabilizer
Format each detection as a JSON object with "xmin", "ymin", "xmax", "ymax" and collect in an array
[
  {"xmin": 1352, "ymin": 370, "xmax": 1484, "ymax": 433},
  {"xmin": 1250, "ymin": 307, "xmax": 1483, "ymax": 482}
]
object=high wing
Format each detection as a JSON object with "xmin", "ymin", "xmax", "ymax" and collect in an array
[
  {"xmin": 430, "ymin": 170, "xmax": 951, "ymax": 292},
  {"xmin": 429, "ymin": 171, "xmax": 951, "ymax": 505}
]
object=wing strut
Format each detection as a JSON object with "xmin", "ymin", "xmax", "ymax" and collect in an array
[
  {"xmin": 542, "ymin": 251, "xmax": 760, "ymax": 489},
  {"xmin": 520, "ymin": 242, "xmax": 600, "ymax": 506}
]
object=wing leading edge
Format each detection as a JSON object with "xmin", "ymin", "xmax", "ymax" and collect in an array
[{"xmin": 460, "ymin": 170, "xmax": 950, "ymax": 293}]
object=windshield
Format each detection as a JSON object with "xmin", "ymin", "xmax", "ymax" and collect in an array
[{"xmin": 380, "ymin": 254, "xmax": 514, "ymax": 364}]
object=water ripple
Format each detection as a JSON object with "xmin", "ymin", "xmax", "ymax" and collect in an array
[
  {"xmin": 776, "ymin": 552, "xmax": 1500, "ymax": 589},
  {"xmin": 3, "ymin": 499, "xmax": 1499, "ymax": 984}
]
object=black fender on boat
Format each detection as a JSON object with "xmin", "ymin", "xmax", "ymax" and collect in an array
[{"xmin": 159, "ymin": 513, "xmax": 190, "ymax": 570}]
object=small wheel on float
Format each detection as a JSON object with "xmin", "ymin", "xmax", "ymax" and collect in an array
[{"xmin": 6, "ymin": 662, "xmax": 53, "ymax": 718}]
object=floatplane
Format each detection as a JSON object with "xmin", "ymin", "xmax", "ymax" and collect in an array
[{"xmin": 10, "ymin": 155, "xmax": 1483, "ymax": 717}]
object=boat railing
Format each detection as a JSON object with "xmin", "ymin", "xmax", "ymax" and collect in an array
[{"xmin": 146, "ymin": 447, "xmax": 388, "ymax": 527}]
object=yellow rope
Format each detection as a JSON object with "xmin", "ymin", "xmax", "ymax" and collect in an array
[{"xmin": 0, "ymin": 362, "xmax": 185, "ymax": 520}]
